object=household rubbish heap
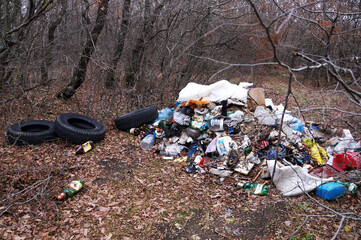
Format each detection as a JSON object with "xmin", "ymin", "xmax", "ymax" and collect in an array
[{"xmin": 119, "ymin": 80, "xmax": 361, "ymax": 198}]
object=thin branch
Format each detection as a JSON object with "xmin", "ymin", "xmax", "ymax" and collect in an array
[
  {"xmin": 299, "ymin": 107, "xmax": 361, "ymax": 116},
  {"xmin": 208, "ymin": 65, "xmax": 232, "ymax": 82},
  {"xmin": 5, "ymin": 0, "xmax": 55, "ymax": 36},
  {"xmin": 174, "ymin": 22, "xmax": 258, "ymax": 63},
  {"xmin": 189, "ymin": 54, "xmax": 278, "ymax": 67},
  {"xmin": 332, "ymin": 216, "xmax": 346, "ymax": 240}
]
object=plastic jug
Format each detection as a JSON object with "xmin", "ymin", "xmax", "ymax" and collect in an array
[
  {"xmin": 140, "ymin": 134, "xmax": 155, "ymax": 150},
  {"xmin": 315, "ymin": 182, "xmax": 346, "ymax": 200}
]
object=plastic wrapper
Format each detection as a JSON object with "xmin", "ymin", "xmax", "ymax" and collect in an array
[
  {"xmin": 155, "ymin": 108, "xmax": 173, "ymax": 122},
  {"xmin": 254, "ymin": 106, "xmax": 277, "ymax": 126},
  {"xmin": 302, "ymin": 137, "xmax": 327, "ymax": 165},
  {"xmin": 216, "ymin": 136, "xmax": 237, "ymax": 156}
]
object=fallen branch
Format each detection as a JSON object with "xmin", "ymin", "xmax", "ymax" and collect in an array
[
  {"xmin": 286, "ymin": 214, "xmax": 336, "ymax": 238},
  {"xmin": 0, "ymin": 174, "xmax": 53, "ymax": 218},
  {"xmin": 299, "ymin": 107, "xmax": 361, "ymax": 116}
]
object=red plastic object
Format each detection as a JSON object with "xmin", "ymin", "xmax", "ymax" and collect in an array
[{"xmin": 332, "ymin": 152, "xmax": 361, "ymax": 172}]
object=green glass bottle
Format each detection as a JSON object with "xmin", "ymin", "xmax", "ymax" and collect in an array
[
  {"xmin": 243, "ymin": 146, "xmax": 252, "ymax": 155},
  {"xmin": 242, "ymin": 182, "xmax": 257, "ymax": 190},
  {"xmin": 236, "ymin": 182, "xmax": 269, "ymax": 196},
  {"xmin": 56, "ymin": 178, "xmax": 84, "ymax": 200},
  {"xmin": 335, "ymin": 180, "xmax": 358, "ymax": 194}
]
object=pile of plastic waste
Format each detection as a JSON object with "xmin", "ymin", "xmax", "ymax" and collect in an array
[{"xmin": 126, "ymin": 80, "xmax": 361, "ymax": 199}]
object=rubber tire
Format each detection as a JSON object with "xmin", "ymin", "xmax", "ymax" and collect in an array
[
  {"xmin": 54, "ymin": 113, "xmax": 106, "ymax": 144},
  {"xmin": 115, "ymin": 106, "xmax": 158, "ymax": 131},
  {"xmin": 7, "ymin": 120, "xmax": 57, "ymax": 146}
]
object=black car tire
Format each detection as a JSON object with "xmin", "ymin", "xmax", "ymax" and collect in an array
[
  {"xmin": 54, "ymin": 113, "xmax": 106, "ymax": 144},
  {"xmin": 7, "ymin": 120, "xmax": 57, "ymax": 146},
  {"xmin": 115, "ymin": 106, "xmax": 158, "ymax": 131}
]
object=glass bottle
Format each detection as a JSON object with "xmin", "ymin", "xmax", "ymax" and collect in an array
[
  {"xmin": 56, "ymin": 178, "xmax": 84, "ymax": 200},
  {"xmin": 75, "ymin": 141, "xmax": 93, "ymax": 154}
]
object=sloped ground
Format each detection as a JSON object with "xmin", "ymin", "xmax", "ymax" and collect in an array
[{"xmin": 0, "ymin": 76, "xmax": 360, "ymax": 239}]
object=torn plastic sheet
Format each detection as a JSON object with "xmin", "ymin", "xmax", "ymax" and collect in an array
[
  {"xmin": 178, "ymin": 80, "xmax": 252, "ymax": 103},
  {"xmin": 205, "ymin": 136, "xmax": 219, "ymax": 154},
  {"xmin": 267, "ymin": 160, "xmax": 333, "ymax": 197},
  {"xmin": 254, "ymin": 106, "xmax": 277, "ymax": 126}
]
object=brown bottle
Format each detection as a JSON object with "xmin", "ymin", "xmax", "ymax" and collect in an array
[{"xmin": 75, "ymin": 141, "xmax": 94, "ymax": 154}]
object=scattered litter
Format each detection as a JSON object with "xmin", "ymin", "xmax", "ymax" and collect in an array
[
  {"xmin": 116, "ymin": 79, "xmax": 360, "ymax": 198},
  {"xmin": 235, "ymin": 182, "xmax": 269, "ymax": 196},
  {"xmin": 267, "ymin": 160, "xmax": 333, "ymax": 197}
]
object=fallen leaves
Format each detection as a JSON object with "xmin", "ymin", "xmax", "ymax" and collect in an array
[
  {"xmin": 107, "ymin": 202, "xmax": 120, "ymax": 207},
  {"xmin": 1, "ymin": 107, "xmax": 360, "ymax": 240}
]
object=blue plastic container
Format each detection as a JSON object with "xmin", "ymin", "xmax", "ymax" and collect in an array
[{"xmin": 315, "ymin": 182, "xmax": 346, "ymax": 200}]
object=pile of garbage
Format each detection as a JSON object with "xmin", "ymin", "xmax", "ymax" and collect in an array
[{"xmin": 122, "ymin": 80, "xmax": 361, "ymax": 200}]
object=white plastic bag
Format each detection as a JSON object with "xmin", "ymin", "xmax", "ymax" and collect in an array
[
  {"xmin": 267, "ymin": 160, "xmax": 333, "ymax": 197},
  {"xmin": 216, "ymin": 136, "xmax": 237, "ymax": 156},
  {"xmin": 178, "ymin": 80, "xmax": 251, "ymax": 103},
  {"xmin": 254, "ymin": 106, "xmax": 277, "ymax": 125}
]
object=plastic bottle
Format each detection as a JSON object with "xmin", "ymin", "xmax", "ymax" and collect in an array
[
  {"xmin": 75, "ymin": 141, "xmax": 93, "ymax": 154},
  {"xmin": 335, "ymin": 180, "xmax": 358, "ymax": 194},
  {"xmin": 173, "ymin": 112, "xmax": 191, "ymax": 126},
  {"xmin": 56, "ymin": 178, "xmax": 84, "ymax": 200},
  {"xmin": 154, "ymin": 107, "xmax": 174, "ymax": 122},
  {"xmin": 140, "ymin": 133, "xmax": 156, "ymax": 150},
  {"xmin": 208, "ymin": 117, "xmax": 228, "ymax": 132},
  {"xmin": 235, "ymin": 182, "xmax": 269, "ymax": 196}
]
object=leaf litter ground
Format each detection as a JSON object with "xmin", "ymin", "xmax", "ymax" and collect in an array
[{"xmin": 0, "ymin": 76, "xmax": 360, "ymax": 239}]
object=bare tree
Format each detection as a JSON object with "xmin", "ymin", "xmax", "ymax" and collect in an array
[
  {"xmin": 104, "ymin": 0, "xmax": 131, "ymax": 89},
  {"xmin": 0, "ymin": 0, "xmax": 55, "ymax": 89},
  {"xmin": 56, "ymin": 0, "xmax": 109, "ymax": 99},
  {"xmin": 40, "ymin": 0, "xmax": 67, "ymax": 83}
]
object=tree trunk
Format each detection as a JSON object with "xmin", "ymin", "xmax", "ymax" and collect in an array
[
  {"xmin": 0, "ymin": 0, "xmax": 53, "ymax": 88},
  {"xmin": 124, "ymin": 0, "xmax": 166, "ymax": 89},
  {"xmin": 40, "ymin": 0, "xmax": 67, "ymax": 83},
  {"xmin": 124, "ymin": 37, "xmax": 144, "ymax": 88},
  {"xmin": 105, "ymin": 0, "xmax": 131, "ymax": 89},
  {"xmin": 56, "ymin": 0, "xmax": 109, "ymax": 99}
]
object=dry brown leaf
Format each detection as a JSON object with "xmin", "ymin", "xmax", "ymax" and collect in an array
[
  {"xmin": 107, "ymin": 202, "xmax": 120, "ymax": 207},
  {"xmin": 99, "ymin": 207, "xmax": 110, "ymax": 212},
  {"xmin": 14, "ymin": 237, "xmax": 26, "ymax": 240}
]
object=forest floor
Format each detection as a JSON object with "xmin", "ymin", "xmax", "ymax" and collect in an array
[{"xmin": 0, "ymin": 75, "xmax": 360, "ymax": 240}]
